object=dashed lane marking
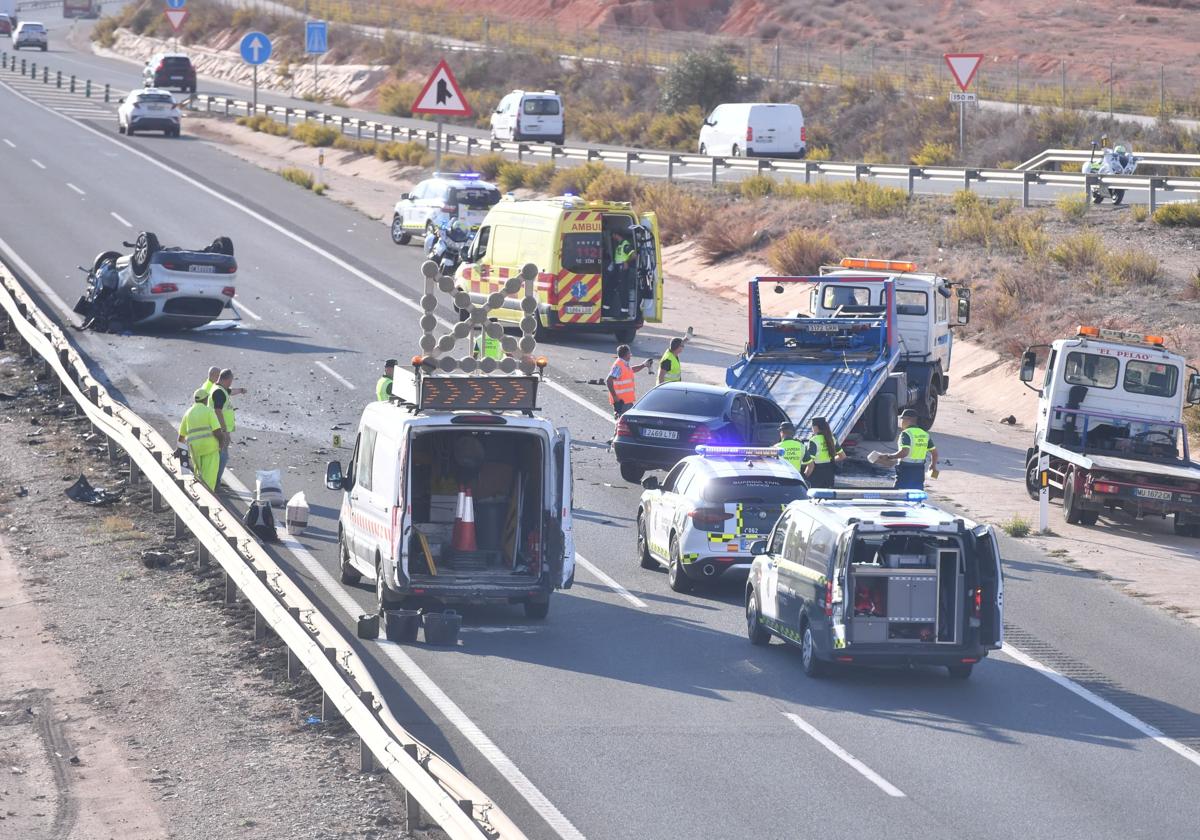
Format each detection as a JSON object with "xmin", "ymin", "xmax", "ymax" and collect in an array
[{"xmin": 314, "ymin": 360, "xmax": 356, "ymax": 390}]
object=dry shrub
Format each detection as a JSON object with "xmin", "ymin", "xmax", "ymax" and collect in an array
[
  {"xmin": 290, "ymin": 123, "xmax": 340, "ymax": 147},
  {"xmin": 1152, "ymin": 202, "xmax": 1200, "ymax": 227},
  {"xmin": 524, "ymin": 162, "xmax": 558, "ymax": 191},
  {"xmin": 548, "ymin": 162, "xmax": 608, "ymax": 197},
  {"xmin": 472, "ymin": 153, "xmax": 507, "ymax": 180},
  {"xmin": 738, "ymin": 174, "xmax": 776, "ymax": 199},
  {"xmin": 1050, "ymin": 230, "xmax": 1106, "ymax": 270},
  {"xmin": 236, "ymin": 114, "xmax": 289, "ymax": 136},
  {"xmin": 496, "ymin": 162, "xmax": 529, "ymax": 191},
  {"xmin": 768, "ymin": 229, "xmax": 839, "ymax": 275},
  {"xmin": 583, "ymin": 170, "xmax": 640, "ymax": 203},
  {"xmin": 636, "ymin": 182, "xmax": 709, "ymax": 246},
  {"xmin": 333, "ymin": 135, "xmax": 377, "ymax": 155},
  {"xmin": 279, "ymin": 167, "xmax": 315, "ymax": 190},
  {"xmin": 436, "ymin": 154, "xmax": 474, "ymax": 173},
  {"xmin": 910, "ymin": 141, "xmax": 955, "ymax": 166},
  {"xmin": 1131, "ymin": 204, "xmax": 1150, "ymax": 222},
  {"xmin": 806, "ymin": 146, "xmax": 833, "ymax": 161},
  {"xmin": 697, "ymin": 216, "xmax": 769, "ymax": 264},
  {"xmin": 1056, "ymin": 193, "xmax": 1090, "ymax": 221},
  {"xmin": 1104, "ymin": 248, "xmax": 1159, "ymax": 285}
]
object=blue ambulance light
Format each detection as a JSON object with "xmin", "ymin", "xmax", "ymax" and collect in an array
[
  {"xmin": 905, "ymin": 491, "xmax": 928, "ymax": 502},
  {"xmin": 434, "ymin": 171, "xmax": 481, "ymax": 180},
  {"xmin": 695, "ymin": 446, "xmax": 784, "ymax": 459},
  {"xmin": 808, "ymin": 489, "xmax": 928, "ymax": 502},
  {"xmin": 809, "ymin": 489, "xmax": 836, "ymax": 499}
]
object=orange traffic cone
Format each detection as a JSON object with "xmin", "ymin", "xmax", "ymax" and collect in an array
[{"xmin": 451, "ymin": 484, "xmax": 477, "ymax": 552}]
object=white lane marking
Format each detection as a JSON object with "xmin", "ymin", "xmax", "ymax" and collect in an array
[
  {"xmin": 110, "ymin": 211, "xmax": 132, "ymax": 227},
  {"xmin": 232, "ymin": 298, "xmax": 263, "ymax": 321},
  {"xmin": 221, "ymin": 469, "xmax": 586, "ymax": 840},
  {"xmin": 575, "ymin": 554, "xmax": 646, "ymax": 609},
  {"xmin": 2, "ymin": 138, "xmax": 14, "ymax": 148},
  {"xmin": 1003, "ymin": 644, "xmax": 1200, "ymax": 770},
  {"xmin": 783, "ymin": 712, "xmax": 906, "ymax": 798},
  {"xmin": 315, "ymin": 360, "xmax": 356, "ymax": 390},
  {"xmin": 0, "ymin": 78, "xmax": 616, "ymax": 425},
  {"xmin": 67, "ymin": 182, "xmax": 85, "ymax": 195},
  {"xmin": 31, "ymin": 158, "xmax": 45, "ymax": 169}
]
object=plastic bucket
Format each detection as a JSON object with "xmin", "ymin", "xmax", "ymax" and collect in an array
[
  {"xmin": 385, "ymin": 609, "xmax": 421, "ymax": 644},
  {"xmin": 422, "ymin": 610, "xmax": 462, "ymax": 646}
]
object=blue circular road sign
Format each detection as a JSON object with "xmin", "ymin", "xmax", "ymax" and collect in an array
[
  {"xmin": 239, "ymin": 31, "xmax": 272, "ymax": 66},
  {"xmin": 165, "ymin": 0, "xmax": 186, "ymax": 8}
]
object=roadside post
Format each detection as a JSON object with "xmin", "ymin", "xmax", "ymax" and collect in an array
[
  {"xmin": 239, "ymin": 31, "xmax": 272, "ymax": 112},
  {"xmin": 410, "ymin": 58, "xmax": 472, "ymax": 171},
  {"xmin": 1039, "ymin": 452, "xmax": 1050, "ymax": 532},
  {"xmin": 164, "ymin": 0, "xmax": 188, "ymax": 52},
  {"xmin": 318, "ymin": 149, "xmax": 324, "ymax": 190},
  {"xmin": 304, "ymin": 20, "xmax": 327, "ymax": 98},
  {"xmin": 944, "ymin": 53, "xmax": 983, "ymax": 157}
]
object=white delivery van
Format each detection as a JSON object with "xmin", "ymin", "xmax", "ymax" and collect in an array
[
  {"xmin": 490, "ymin": 89, "xmax": 565, "ymax": 145},
  {"xmin": 698, "ymin": 102, "xmax": 806, "ymax": 158}
]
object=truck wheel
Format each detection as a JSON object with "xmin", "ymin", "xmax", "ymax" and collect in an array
[
  {"xmin": 637, "ymin": 511, "xmax": 657, "ymax": 569},
  {"xmin": 920, "ymin": 390, "xmax": 939, "ymax": 429},
  {"xmin": 947, "ymin": 663, "xmax": 974, "ymax": 680},
  {"xmin": 1062, "ymin": 470, "xmax": 1098, "ymax": 526},
  {"xmin": 746, "ymin": 588, "xmax": 771, "ymax": 646},
  {"xmin": 873, "ymin": 393, "xmax": 898, "ymax": 441},
  {"xmin": 338, "ymin": 528, "xmax": 361, "ymax": 585},
  {"xmin": 524, "ymin": 599, "xmax": 550, "ymax": 620},
  {"xmin": 668, "ymin": 535, "xmax": 693, "ymax": 593},
  {"xmin": 799, "ymin": 620, "xmax": 826, "ymax": 677},
  {"xmin": 1173, "ymin": 514, "xmax": 1199, "ymax": 538},
  {"xmin": 614, "ymin": 326, "xmax": 637, "ymax": 344},
  {"xmin": 619, "ymin": 462, "xmax": 644, "ymax": 484},
  {"xmin": 1024, "ymin": 453, "xmax": 1041, "ymax": 501}
]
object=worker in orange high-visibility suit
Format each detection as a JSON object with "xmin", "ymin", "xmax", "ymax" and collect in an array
[{"xmin": 606, "ymin": 343, "xmax": 651, "ymax": 418}]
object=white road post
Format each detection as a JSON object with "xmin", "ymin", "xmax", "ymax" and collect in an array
[
  {"xmin": 436, "ymin": 119, "xmax": 443, "ymax": 171},
  {"xmin": 1038, "ymin": 452, "xmax": 1050, "ymax": 532}
]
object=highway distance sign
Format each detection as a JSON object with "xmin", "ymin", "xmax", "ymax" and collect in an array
[{"xmin": 950, "ymin": 92, "xmax": 977, "ymax": 102}]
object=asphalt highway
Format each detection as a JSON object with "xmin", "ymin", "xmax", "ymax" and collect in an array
[
  {"xmin": 5, "ymin": 59, "xmax": 1200, "ymax": 840},
  {"xmin": 7, "ymin": 13, "xmax": 1199, "ymax": 207}
]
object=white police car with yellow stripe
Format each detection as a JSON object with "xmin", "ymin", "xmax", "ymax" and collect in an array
[{"xmin": 636, "ymin": 446, "xmax": 807, "ymax": 593}]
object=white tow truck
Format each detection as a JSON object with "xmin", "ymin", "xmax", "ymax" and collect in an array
[
  {"xmin": 1019, "ymin": 325, "xmax": 1200, "ymax": 535},
  {"xmin": 325, "ymin": 263, "xmax": 576, "ymax": 618}
]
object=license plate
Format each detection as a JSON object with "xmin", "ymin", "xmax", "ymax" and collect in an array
[
  {"xmin": 807, "ymin": 324, "xmax": 840, "ymax": 332},
  {"xmin": 1135, "ymin": 487, "xmax": 1172, "ymax": 501},
  {"xmin": 641, "ymin": 428, "xmax": 678, "ymax": 440},
  {"xmin": 565, "ymin": 304, "xmax": 591, "ymax": 314},
  {"xmin": 187, "ymin": 265, "xmax": 215, "ymax": 273},
  {"xmin": 148, "ymin": 105, "xmax": 166, "ymax": 111}
]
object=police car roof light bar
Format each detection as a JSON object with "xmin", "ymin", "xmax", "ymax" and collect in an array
[
  {"xmin": 695, "ymin": 445, "xmax": 785, "ymax": 459},
  {"xmin": 808, "ymin": 489, "xmax": 928, "ymax": 503},
  {"xmin": 433, "ymin": 171, "xmax": 481, "ymax": 180}
]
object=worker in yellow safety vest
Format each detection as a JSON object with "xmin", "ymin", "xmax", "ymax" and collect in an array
[
  {"xmin": 199, "ymin": 366, "xmax": 220, "ymax": 397},
  {"xmin": 802, "ymin": 416, "xmax": 846, "ymax": 489},
  {"xmin": 606, "ymin": 344, "xmax": 651, "ymax": 417},
  {"xmin": 777, "ymin": 422, "xmax": 808, "ymax": 474},
  {"xmin": 474, "ymin": 319, "xmax": 504, "ymax": 361},
  {"xmin": 657, "ymin": 337, "xmax": 685, "ymax": 386},
  {"xmin": 208, "ymin": 368, "xmax": 245, "ymax": 489},
  {"xmin": 880, "ymin": 409, "xmax": 939, "ymax": 490},
  {"xmin": 376, "ymin": 359, "xmax": 397, "ymax": 401},
  {"xmin": 178, "ymin": 388, "xmax": 222, "ymax": 491}
]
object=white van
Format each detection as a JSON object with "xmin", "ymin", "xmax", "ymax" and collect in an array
[
  {"xmin": 490, "ymin": 89, "xmax": 565, "ymax": 145},
  {"xmin": 698, "ymin": 102, "xmax": 806, "ymax": 158}
]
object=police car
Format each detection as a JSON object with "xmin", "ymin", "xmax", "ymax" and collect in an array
[
  {"xmin": 636, "ymin": 446, "xmax": 807, "ymax": 592},
  {"xmin": 390, "ymin": 173, "xmax": 502, "ymax": 245}
]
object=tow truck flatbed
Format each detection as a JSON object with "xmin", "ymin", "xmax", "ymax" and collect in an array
[{"xmin": 1039, "ymin": 440, "xmax": 1200, "ymax": 483}]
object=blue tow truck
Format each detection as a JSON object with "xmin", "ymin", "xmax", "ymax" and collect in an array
[{"xmin": 727, "ymin": 272, "xmax": 957, "ymax": 444}]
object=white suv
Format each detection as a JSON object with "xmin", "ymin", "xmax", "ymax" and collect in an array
[
  {"xmin": 636, "ymin": 446, "xmax": 807, "ymax": 593},
  {"xmin": 117, "ymin": 89, "xmax": 182, "ymax": 137},
  {"xmin": 390, "ymin": 173, "xmax": 500, "ymax": 245},
  {"xmin": 13, "ymin": 21, "xmax": 48, "ymax": 51}
]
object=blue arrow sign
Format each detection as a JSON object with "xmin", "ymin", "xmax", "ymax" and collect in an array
[
  {"xmin": 165, "ymin": 0, "xmax": 186, "ymax": 9},
  {"xmin": 239, "ymin": 31, "xmax": 272, "ymax": 66},
  {"xmin": 305, "ymin": 20, "xmax": 328, "ymax": 55}
]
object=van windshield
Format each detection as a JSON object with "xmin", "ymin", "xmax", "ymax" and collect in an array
[
  {"xmin": 700, "ymin": 476, "xmax": 807, "ymax": 504},
  {"xmin": 523, "ymin": 98, "xmax": 560, "ymax": 115}
]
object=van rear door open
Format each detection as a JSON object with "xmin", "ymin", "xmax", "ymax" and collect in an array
[
  {"xmin": 639, "ymin": 211, "xmax": 664, "ymax": 323},
  {"xmin": 971, "ymin": 525, "xmax": 1004, "ymax": 647},
  {"xmin": 553, "ymin": 428, "xmax": 576, "ymax": 588}
]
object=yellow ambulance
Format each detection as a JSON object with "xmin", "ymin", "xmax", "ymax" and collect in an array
[{"xmin": 455, "ymin": 196, "xmax": 664, "ymax": 342}]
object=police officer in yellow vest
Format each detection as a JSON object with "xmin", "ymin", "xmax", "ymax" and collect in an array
[
  {"xmin": 777, "ymin": 421, "xmax": 808, "ymax": 474},
  {"xmin": 208, "ymin": 368, "xmax": 244, "ymax": 488},
  {"xmin": 802, "ymin": 416, "xmax": 846, "ymax": 489},
  {"xmin": 882, "ymin": 409, "xmax": 939, "ymax": 490},
  {"xmin": 657, "ymin": 337, "xmax": 685, "ymax": 386},
  {"xmin": 474, "ymin": 319, "xmax": 504, "ymax": 361},
  {"xmin": 376, "ymin": 359, "xmax": 397, "ymax": 401},
  {"xmin": 178, "ymin": 388, "xmax": 222, "ymax": 491}
]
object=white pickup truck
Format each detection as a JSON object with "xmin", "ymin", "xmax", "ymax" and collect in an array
[{"xmin": 1019, "ymin": 325, "xmax": 1200, "ymax": 535}]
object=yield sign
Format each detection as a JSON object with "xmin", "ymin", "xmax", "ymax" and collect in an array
[
  {"xmin": 411, "ymin": 58, "xmax": 472, "ymax": 117},
  {"xmin": 944, "ymin": 53, "xmax": 983, "ymax": 92},
  {"xmin": 164, "ymin": 7, "xmax": 188, "ymax": 31}
]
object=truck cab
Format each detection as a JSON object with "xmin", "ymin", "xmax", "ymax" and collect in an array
[{"xmin": 815, "ymin": 258, "xmax": 971, "ymax": 427}]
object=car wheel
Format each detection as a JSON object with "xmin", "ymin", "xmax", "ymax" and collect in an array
[
  {"xmin": 376, "ymin": 555, "xmax": 402, "ymax": 614},
  {"xmin": 554, "ymin": 135, "xmax": 565, "ymax": 146},
  {"xmin": 619, "ymin": 462, "xmax": 644, "ymax": 484},
  {"xmin": 117, "ymin": 121, "xmax": 125, "ymax": 135},
  {"xmin": 799, "ymin": 620, "xmax": 826, "ymax": 677},
  {"xmin": 637, "ymin": 511, "xmax": 657, "ymax": 570},
  {"xmin": 126, "ymin": 125, "xmax": 135, "ymax": 137},
  {"xmin": 699, "ymin": 143, "xmax": 707, "ymax": 155},
  {"xmin": 746, "ymin": 588, "xmax": 771, "ymax": 646},
  {"xmin": 947, "ymin": 663, "xmax": 974, "ymax": 680},
  {"xmin": 667, "ymin": 534, "xmax": 693, "ymax": 593},
  {"xmin": 130, "ymin": 231, "xmax": 159, "ymax": 277},
  {"xmin": 524, "ymin": 599, "xmax": 550, "ymax": 620},
  {"xmin": 731, "ymin": 144, "xmax": 742, "ymax": 157},
  {"xmin": 338, "ymin": 528, "xmax": 361, "ymax": 585},
  {"xmin": 614, "ymin": 326, "xmax": 637, "ymax": 344},
  {"xmin": 390, "ymin": 214, "xmax": 410, "ymax": 245}
]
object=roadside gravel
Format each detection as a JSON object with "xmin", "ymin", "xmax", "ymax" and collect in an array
[{"xmin": 0, "ymin": 339, "xmax": 437, "ymax": 838}]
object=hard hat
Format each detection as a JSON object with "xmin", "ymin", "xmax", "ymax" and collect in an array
[
  {"xmin": 193, "ymin": 388, "xmax": 210, "ymax": 402},
  {"xmin": 1115, "ymin": 144, "xmax": 1127, "ymax": 155}
]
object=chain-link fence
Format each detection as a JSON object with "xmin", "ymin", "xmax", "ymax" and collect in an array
[{"xmin": 237, "ymin": 0, "xmax": 1200, "ymax": 119}]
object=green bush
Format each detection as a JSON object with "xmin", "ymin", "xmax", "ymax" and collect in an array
[
  {"xmin": 911, "ymin": 141, "xmax": 956, "ymax": 167},
  {"xmin": 768, "ymin": 229, "xmax": 840, "ymax": 275},
  {"xmin": 1001, "ymin": 515, "xmax": 1031, "ymax": 538},
  {"xmin": 291, "ymin": 123, "xmax": 340, "ymax": 147},
  {"xmin": 1152, "ymin": 202, "xmax": 1200, "ymax": 227},
  {"xmin": 661, "ymin": 49, "xmax": 739, "ymax": 112}
]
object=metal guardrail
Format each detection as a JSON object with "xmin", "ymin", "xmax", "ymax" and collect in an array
[
  {"xmin": 0, "ymin": 264, "xmax": 525, "ymax": 840},
  {"xmin": 1019, "ymin": 148, "xmax": 1200, "ymax": 172}
]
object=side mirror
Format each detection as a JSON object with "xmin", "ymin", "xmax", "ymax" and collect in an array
[
  {"xmin": 750, "ymin": 539, "xmax": 768, "ymax": 556},
  {"xmin": 957, "ymin": 297, "xmax": 971, "ymax": 325},
  {"xmin": 641, "ymin": 476, "xmax": 660, "ymax": 491},
  {"xmin": 325, "ymin": 460, "xmax": 345, "ymax": 491},
  {"xmin": 1019, "ymin": 351, "xmax": 1037, "ymax": 383},
  {"xmin": 1188, "ymin": 372, "xmax": 1200, "ymax": 405}
]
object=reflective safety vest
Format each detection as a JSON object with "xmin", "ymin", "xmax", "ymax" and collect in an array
[
  {"xmin": 615, "ymin": 240, "xmax": 634, "ymax": 265},
  {"xmin": 659, "ymin": 349, "xmax": 681, "ymax": 384},
  {"xmin": 375, "ymin": 375, "xmax": 393, "ymax": 402},
  {"xmin": 179, "ymin": 402, "xmax": 220, "ymax": 457},
  {"xmin": 898, "ymin": 427, "xmax": 933, "ymax": 463},
  {"xmin": 779, "ymin": 439, "xmax": 807, "ymax": 472},
  {"xmin": 199, "ymin": 379, "xmax": 217, "ymax": 397},
  {"xmin": 807, "ymin": 434, "xmax": 844, "ymax": 464},
  {"xmin": 609, "ymin": 358, "xmax": 636, "ymax": 405},
  {"xmin": 209, "ymin": 384, "xmax": 235, "ymax": 435},
  {"xmin": 476, "ymin": 334, "xmax": 503, "ymax": 360}
]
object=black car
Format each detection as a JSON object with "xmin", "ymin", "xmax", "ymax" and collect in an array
[
  {"xmin": 143, "ymin": 53, "xmax": 197, "ymax": 93},
  {"xmin": 613, "ymin": 383, "xmax": 791, "ymax": 483}
]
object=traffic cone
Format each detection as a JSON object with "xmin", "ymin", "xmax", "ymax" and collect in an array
[{"xmin": 451, "ymin": 484, "xmax": 477, "ymax": 552}]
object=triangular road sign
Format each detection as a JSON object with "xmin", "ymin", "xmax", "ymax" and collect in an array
[
  {"xmin": 411, "ymin": 59, "xmax": 472, "ymax": 117},
  {"xmin": 164, "ymin": 8, "xmax": 189, "ymax": 32},
  {"xmin": 944, "ymin": 53, "xmax": 983, "ymax": 92}
]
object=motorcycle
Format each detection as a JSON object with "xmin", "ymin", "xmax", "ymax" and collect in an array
[
  {"xmin": 1085, "ymin": 141, "xmax": 1139, "ymax": 205},
  {"xmin": 424, "ymin": 219, "xmax": 474, "ymax": 276}
]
